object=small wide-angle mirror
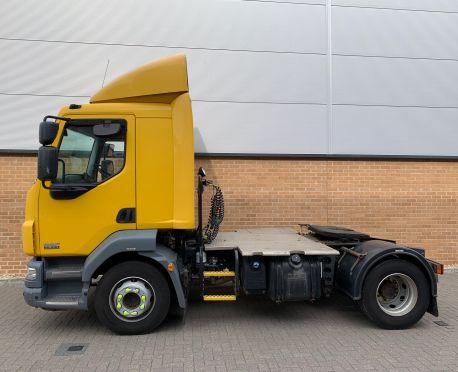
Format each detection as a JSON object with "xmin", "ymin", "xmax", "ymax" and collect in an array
[
  {"xmin": 39, "ymin": 121, "xmax": 59, "ymax": 145},
  {"xmin": 93, "ymin": 123, "xmax": 121, "ymax": 137},
  {"xmin": 37, "ymin": 146, "xmax": 58, "ymax": 181}
]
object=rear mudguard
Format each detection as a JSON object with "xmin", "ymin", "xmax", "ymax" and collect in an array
[{"xmin": 335, "ymin": 240, "xmax": 438, "ymax": 316}]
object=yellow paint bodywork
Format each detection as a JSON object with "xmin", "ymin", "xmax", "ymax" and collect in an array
[
  {"xmin": 171, "ymin": 93, "xmax": 195, "ymax": 228},
  {"xmin": 135, "ymin": 95, "xmax": 195, "ymax": 229},
  {"xmin": 22, "ymin": 181, "xmax": 40, "ymax": 255},
  {"xmin": 23, "ymin": 54, "xmax": 196, "ymax": 257},
  {"xmin": 136, "ymin": 116, "xmax": 175, "ymax": 228},
  {"xmin": 203, "ymin": 295, "xmax": 237, "ymax": 301},
  {"xmin": 90, "ymin": 54, "xmax": 188, "ymax": 104},
  {"xmin": 37, "ymin": 114, "xmax": 136, "ymax": 256},
  {"xmin": 203, "ymin": 271, "xmax": 236, "ymax": 277}
]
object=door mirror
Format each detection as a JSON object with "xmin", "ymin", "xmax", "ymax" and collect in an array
[
  {"xmin": 39, "ymin": 121, "xmax": 59, "ymax": 145},
  {"xmin": 37, "ymin": 146, "xmax": 58, "ymax": 181},
  {"xmin": 93, "ymin": 123, "xmax": 121, "ymax": 137}
]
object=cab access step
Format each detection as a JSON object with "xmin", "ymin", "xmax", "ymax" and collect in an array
[{"xmin": 202, "ymin": 271, "xmax": 237, "ymax": 302}]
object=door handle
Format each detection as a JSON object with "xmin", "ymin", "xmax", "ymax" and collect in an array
[{"xmin": 116, "ymin": 208, "xmax": 136, "ymax": 223}]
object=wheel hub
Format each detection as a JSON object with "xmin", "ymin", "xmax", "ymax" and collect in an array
[
  {"xmin": 376, "ymin": 273, "xmax": 418, "ymax": 317},
  {"xmin": 123, "ymin": 292, "xmax": 141, "ymax": 309},
  {"xmin": 111, "ymin": 279, "xmax": 153, "ymax": 320},
  {"xmin": 378, "ymin": 278, "xmax": 399, "ymax": 300}
]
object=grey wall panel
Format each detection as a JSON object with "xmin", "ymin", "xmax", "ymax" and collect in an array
[
  {"xmin": 0, "ymin": 41, "xmax": 327, "ymax": 151},
  {"xmin": 0, "ymin": 39, "xmax": 327, "ymax": 103},
  {"xmin": 244, "ymin": 1, "xmax": 326, "ymax": 4},
  {"xmin": 0, "ymin": 40, "xmax": 107, "ymax": 96},
  {"xmin": 0, "ymin": 0, "xmax": 328, "ymax": 152},
  {"xmin": 193, "ymin": 101, "xmax": 327, "ymax": 154},
  {"xmin": 332, "ymin": 6, "xmax": 458, "ymax": 59},
  {"xmin": 331, "ymin": 105, "xmax": 458, "ymax": 156},
  {"xmin": 0, "ymin": 0, "xmax": 326, "ymax": 54},
  {"xmin": 333, "ymin": 0, "xmax": 458, "ymax": 12},
  {"xmin": 0, "ymin": 94, "xmax": 78, "ymax": 150},
  {"xmin": 1, "ymin": 0, "xmax": 458, "ymax": 156},
  {"xmin": 333, "ymin": 55, "xmax": 458, "ymax": 108},
  {"xmin": 189, "ymin": 53, "xmax": 326, "ymax": 103},
  {"xmin": 104, "ymin": 48, "xmax": 327, "ymax": 104}
]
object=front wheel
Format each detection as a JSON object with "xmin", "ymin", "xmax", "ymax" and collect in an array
[
  {"xmin": 359, "ymin": 260, "xmax": 430, "ymax": 329},
  {"xmin": 94, "ymin": 261, "xmax": 170, "ymax": 334}
]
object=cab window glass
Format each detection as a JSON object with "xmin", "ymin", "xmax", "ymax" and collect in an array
[
  {"xmin": 55, "ymin": 120, "xmax": 126, "ymax": 184},
  {"xmin": 96, "ymin": 140, "xmax": 126, "ymax": 182}
]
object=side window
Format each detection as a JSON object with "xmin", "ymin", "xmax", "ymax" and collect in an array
[
  {"xmin": 56, "ymin": 120, "xmax": 126, "ymax": 184},
  {"xmin": 96, "ymin": 140, "xmax": 126, "ymax": 182},
  {"xmin": 58, "ymin": 128, "xmax": 95, "ymax": 182}
]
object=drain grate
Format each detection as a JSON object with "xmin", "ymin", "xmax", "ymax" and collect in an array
[
  {"xmin": 67, "ymin": 345, "xmax": 84, "ymax": 352},
  {"xmin": 434, "ymin": 320, "xmax": 449, "ymax": 327},
  {"xmin": 55, "ymin": 343, "xmax": 88, "ymax": 356}
]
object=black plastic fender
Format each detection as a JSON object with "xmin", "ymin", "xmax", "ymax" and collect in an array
[
  {"xmin": 335, "ymin": 240, "xmax": 438, "ymax": 316},
  {"xmin": 82, "ymin": 229, "xmax": 186, "ymax": 309}
]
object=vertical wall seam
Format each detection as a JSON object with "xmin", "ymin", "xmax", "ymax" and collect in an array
[
  {"xmin": 325, "ymin": 0, "xmax": 332, "ymax": 224},
  {"xmin": 326, "ymin": 0, "xmax": 333, "ymax": 155}
]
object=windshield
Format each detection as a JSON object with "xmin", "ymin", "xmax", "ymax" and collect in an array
[{"xmin": 55, "ymin": 120, "xmax": 126, "ymax": 184}]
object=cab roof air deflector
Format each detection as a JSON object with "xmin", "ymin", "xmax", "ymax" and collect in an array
[{"xmin": 90, "ymin": 53, "xmax": 189, "ymax": 104}]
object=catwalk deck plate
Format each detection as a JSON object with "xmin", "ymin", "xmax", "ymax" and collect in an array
[{"xmin": 205, "ymin": 228, "xmax": 339, "ymax": 256}]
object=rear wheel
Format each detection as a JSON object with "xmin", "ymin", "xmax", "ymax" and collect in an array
[
  {"xmin": 94, "ymin": 261, "xmax": 170, "ymax": 334},
  {"xmin": 359, "ymin": 260, "xmax": 430, "ymax": 329}
]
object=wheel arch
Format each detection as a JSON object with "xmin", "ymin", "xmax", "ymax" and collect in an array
[
  {"xmin": 91, "ymin": 251, "xmax": 180, "ymax": 308},
  {"xmin": 82, "ymin": 229, "xmax": 186, "ymax": 309},
  {"xmin": 335, "ymin": 240, "xmax": 438, "ymax": 316}
]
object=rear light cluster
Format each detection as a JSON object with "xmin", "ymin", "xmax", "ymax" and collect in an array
[
  {"xmin": 429, "ymin": 260, "xmax": 444, "ymax": 275},
  {"xmin": 435, "ymin": 264, "xmax": 444, "ymax": 275}
]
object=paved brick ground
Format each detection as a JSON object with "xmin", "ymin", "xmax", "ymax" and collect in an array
[{"xmin": 0, "ymin": 273, "xmax": 457, "ymax": 372}]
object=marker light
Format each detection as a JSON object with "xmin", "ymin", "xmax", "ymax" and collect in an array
[{"xmin": 26, "ymin": 267, "xmax": 37, "ymax": 280}]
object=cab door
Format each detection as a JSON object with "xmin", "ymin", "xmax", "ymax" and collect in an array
[{"xmin": 38, "ymin": 115, "xmax": 136, "ymax": 256}]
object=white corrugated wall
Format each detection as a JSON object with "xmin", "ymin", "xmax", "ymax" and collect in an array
[{"xmin": 0, "ymin": 0, "xmax": 457, "ymax": 156}]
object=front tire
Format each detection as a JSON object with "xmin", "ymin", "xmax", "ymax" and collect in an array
[
  {"xmin": 94, "ymin": 261, "xmax": 170, "ymax": 335},
  {"xmin": 359, "ymin": 260, "xmax": 430, "ymax": 329}
]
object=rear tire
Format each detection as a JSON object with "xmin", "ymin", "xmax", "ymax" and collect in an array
[
  {"xmin": 359, "ymin": 259, "xmax": 430, "ymax": 329},
  {"xmin": 94, "ymin": 261, "xmax": 170, "ymax": 335}
]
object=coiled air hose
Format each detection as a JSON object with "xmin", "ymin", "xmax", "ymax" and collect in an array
[{"xmin": 203, "ymin": 183, "xmax": 224, "ymax": 244}]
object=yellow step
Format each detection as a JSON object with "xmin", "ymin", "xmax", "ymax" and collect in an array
[
  {"xmin": 203, "ymin": 295, "xmax": 237, "ymax": 301},
  {"xmin": 203, "ymin": 271, "xmax": 235, "ymax": 277}
]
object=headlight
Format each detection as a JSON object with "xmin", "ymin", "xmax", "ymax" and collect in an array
[{"xmin": 26, "ymin": 267, "xmax": 37, "ymax": 280}]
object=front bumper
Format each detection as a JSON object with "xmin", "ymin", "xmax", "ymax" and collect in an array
[
  {"xmin": 23, "ymin": 258, "xmax": 87, "ymax": 310},
  {"xmin": 23, "ymin": 258, "xmax": 46, "ymax": 308}
]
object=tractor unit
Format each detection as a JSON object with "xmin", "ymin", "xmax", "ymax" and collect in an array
[{"xmin": 22, "ymin": 54, "xmax": 443, "ymax": 334}]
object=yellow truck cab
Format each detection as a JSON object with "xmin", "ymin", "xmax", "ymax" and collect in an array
[{"xmin": 23, "ymin": 54, "xmax": 443, "ymax": 334}]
